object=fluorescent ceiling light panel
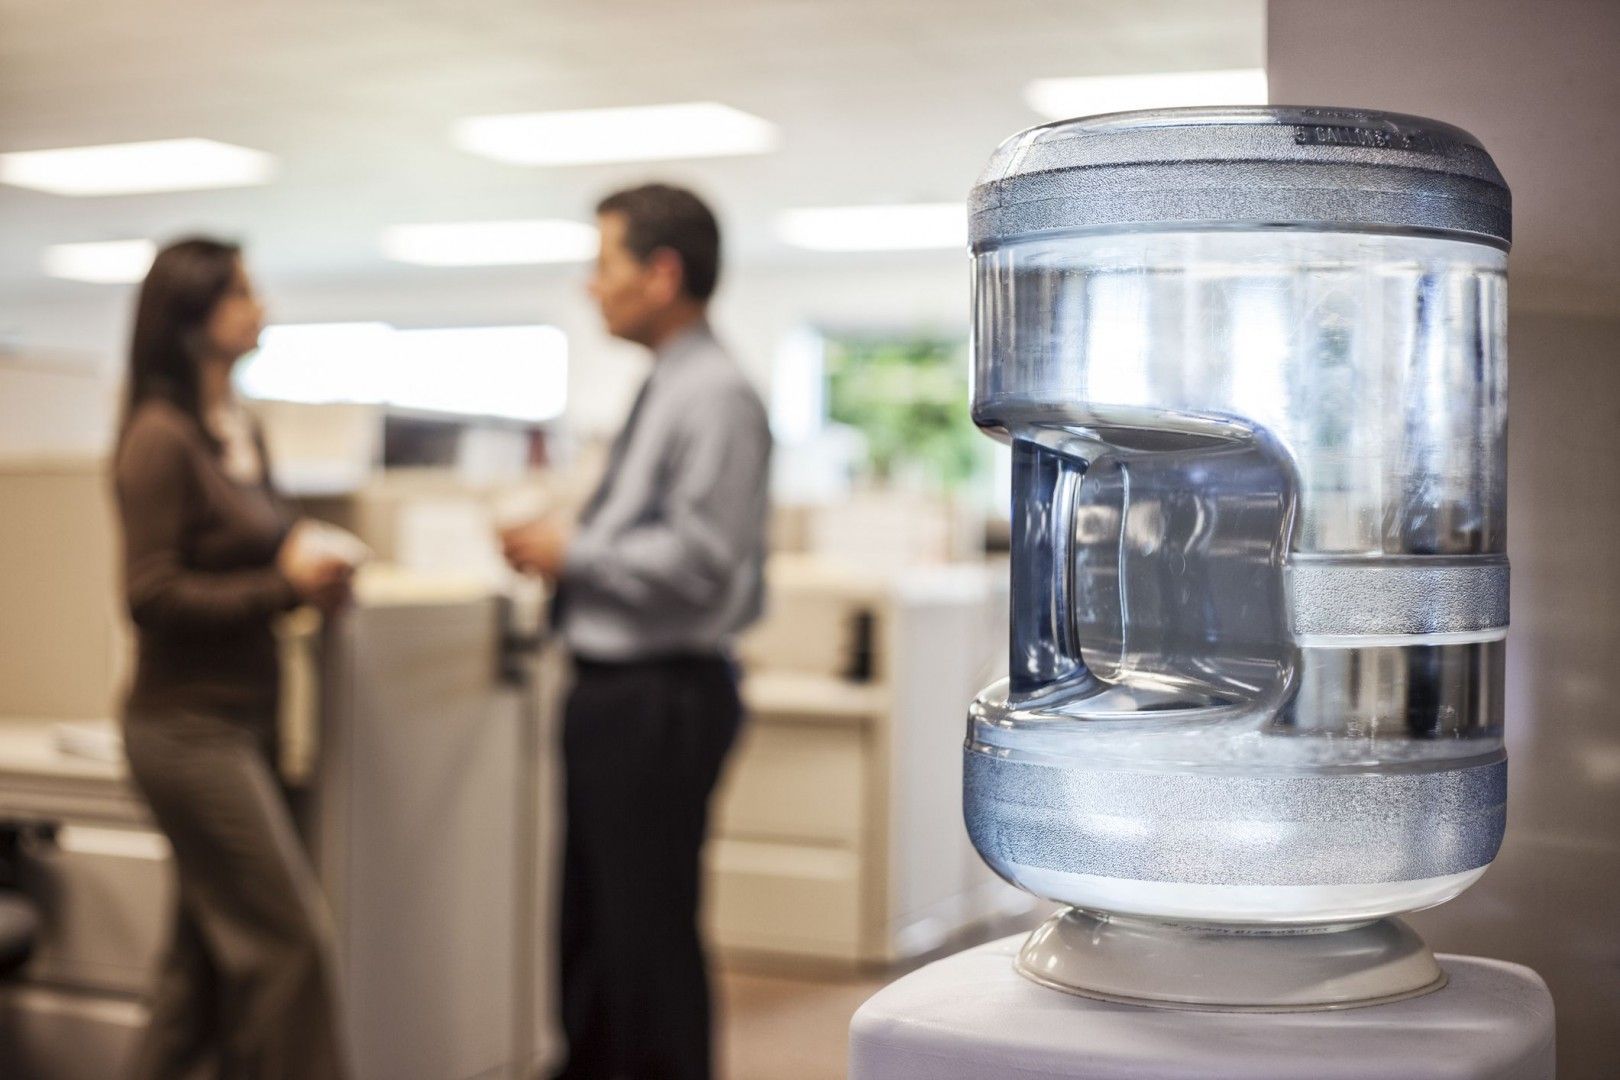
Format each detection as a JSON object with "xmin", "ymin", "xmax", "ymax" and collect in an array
[
  {"xmin": 381, "ymin": 220, "xmax": 598, "ymax": 266},
  {"xmin": 0, "ymin": 138, "xmax": 276, "ymax": 196},
  {"xmin": 453, "ymin": 102, "xmax": 778, "ymax": 166},
  {"xmin": 776, "ymin": 203, "xmax": 967, "ymax": 253},
  {"xmin": 42, "ymin": 239, "xmax": 157, "ymax": 283},
  {"xmin": 1024, "ymin": 69, "xmax": 1267, "ymax": 121}
]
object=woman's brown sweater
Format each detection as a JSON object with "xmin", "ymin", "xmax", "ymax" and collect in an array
[{"xmin": 114, "ymin": 399, "xmax": 299, "ymax": 714}]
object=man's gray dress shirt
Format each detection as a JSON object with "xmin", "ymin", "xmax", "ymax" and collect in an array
[{"xmin": 558, "ymin": 319, "xmax": 772, "ymax": 662}]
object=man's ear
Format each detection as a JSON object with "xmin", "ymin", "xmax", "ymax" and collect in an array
[{"xmin": 646, "ymin": 247, "xmax": 686, "ymax": 305}]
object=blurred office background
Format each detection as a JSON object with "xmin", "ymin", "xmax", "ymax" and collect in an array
[{"xmin": 1, "ymin": 1, "xmax": 1617, "ymax": 1078}]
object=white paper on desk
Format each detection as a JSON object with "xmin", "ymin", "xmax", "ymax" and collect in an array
[{"xmin": 54, "ymin": 721, "xmax": 124, "ymax": 764}]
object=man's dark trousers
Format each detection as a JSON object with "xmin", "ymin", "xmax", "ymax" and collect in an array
[{"xmin": 553, "ymin": 654, "xmax": 743, "ymax": 1080}]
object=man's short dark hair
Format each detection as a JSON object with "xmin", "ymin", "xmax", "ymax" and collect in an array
[{"xmin": 596, "ymin": 183, "xmax": 721, "ymax": 301}]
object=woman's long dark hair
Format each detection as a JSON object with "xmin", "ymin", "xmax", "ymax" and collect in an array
[{"xmin": 121, "ymin": 236, "xmax": 243, "ymax": 450}]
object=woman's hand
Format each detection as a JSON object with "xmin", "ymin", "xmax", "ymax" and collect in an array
[
  {"xmin": 303, "ymin": 560, "xmax": 355, "ymax": 615},
  {"xmin": 278, "ymin": 521, "xmax": 357, "ymax": 614}
]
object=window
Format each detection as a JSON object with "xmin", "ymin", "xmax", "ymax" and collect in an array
[
  {"xmin": 821, "ymin": 332, "xmax": 984, "ymax": 492},
  {"xmin": 236, "ymin": 323, "xmax": 567, "ymax": 423}
]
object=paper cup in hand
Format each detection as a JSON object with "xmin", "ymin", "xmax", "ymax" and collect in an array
[
  {"xmin": 292, "ymin": 521, "xmax": 373, "ymax": 571},
  {"xmin": 492, "ymin": 488, "xmax": 550, "ymax": 535}
]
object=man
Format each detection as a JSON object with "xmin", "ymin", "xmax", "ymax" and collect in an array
[{"xmin": 502, "ymin": 184, "xmax": 771, "ymax": 1080}]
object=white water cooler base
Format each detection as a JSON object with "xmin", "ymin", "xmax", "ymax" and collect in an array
[{"xmin": 848, "ymin": 935, "xmax": 1554, "ymax": 1080}]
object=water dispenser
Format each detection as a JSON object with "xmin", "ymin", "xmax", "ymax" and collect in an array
[{"xmin": 965, "ymin": 106, "xmax": 1511, "ymax": 1008}]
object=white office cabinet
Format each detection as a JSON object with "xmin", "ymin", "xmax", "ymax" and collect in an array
[
  {"xmin": 711, "ymin": 556, "xmax": 1019, "ymax": 965},
  {"xmin": 311, "ymin": 573, "xmax": 544, "ymax": 1080}
]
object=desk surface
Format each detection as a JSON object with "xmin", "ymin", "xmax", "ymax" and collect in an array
[{"xmin": 0, "ymin": 718, "xmax": 123, "ymax": 784}]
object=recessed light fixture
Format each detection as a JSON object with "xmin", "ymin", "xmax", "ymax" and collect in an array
[
  {"xmin": 1024, "ymin": 69, "xmax": 1267, "ymax": 121},
  {"xmin": 776, "ymin": 204, "xmax": 967, "ymax": 253},
  {"xmin": 0, "ymin": 138, "xmax": 277, "ymax": 196},
  {"xmin": 453, "ymin": 102, "xmax": 779, "ymax": 166},
  {"xmin": 42, "ymin": 239, "xmax": 157, "ymax": 283},
  {"xmin": 380, "ymin": 220, "xmax": 599, "ymax": 266}
]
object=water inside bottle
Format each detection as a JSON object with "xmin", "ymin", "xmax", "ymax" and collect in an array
[{"xmin": 1001, "ymin": 426, "xmax": 1502, "ymax": 775}]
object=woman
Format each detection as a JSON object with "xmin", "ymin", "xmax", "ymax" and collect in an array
[{"xmin": 113, "ymin": 237, "xmax": 352, "ymax": 1080}]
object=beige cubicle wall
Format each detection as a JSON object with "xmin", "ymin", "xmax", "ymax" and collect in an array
[{"xmin": 0, "ymin": 458, "xmax": 126, "ymax": 721}]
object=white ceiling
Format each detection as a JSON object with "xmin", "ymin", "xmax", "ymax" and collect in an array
[{"xmin": 0, "ymin": 0, "xmax": 1263, "ymax": 306}]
